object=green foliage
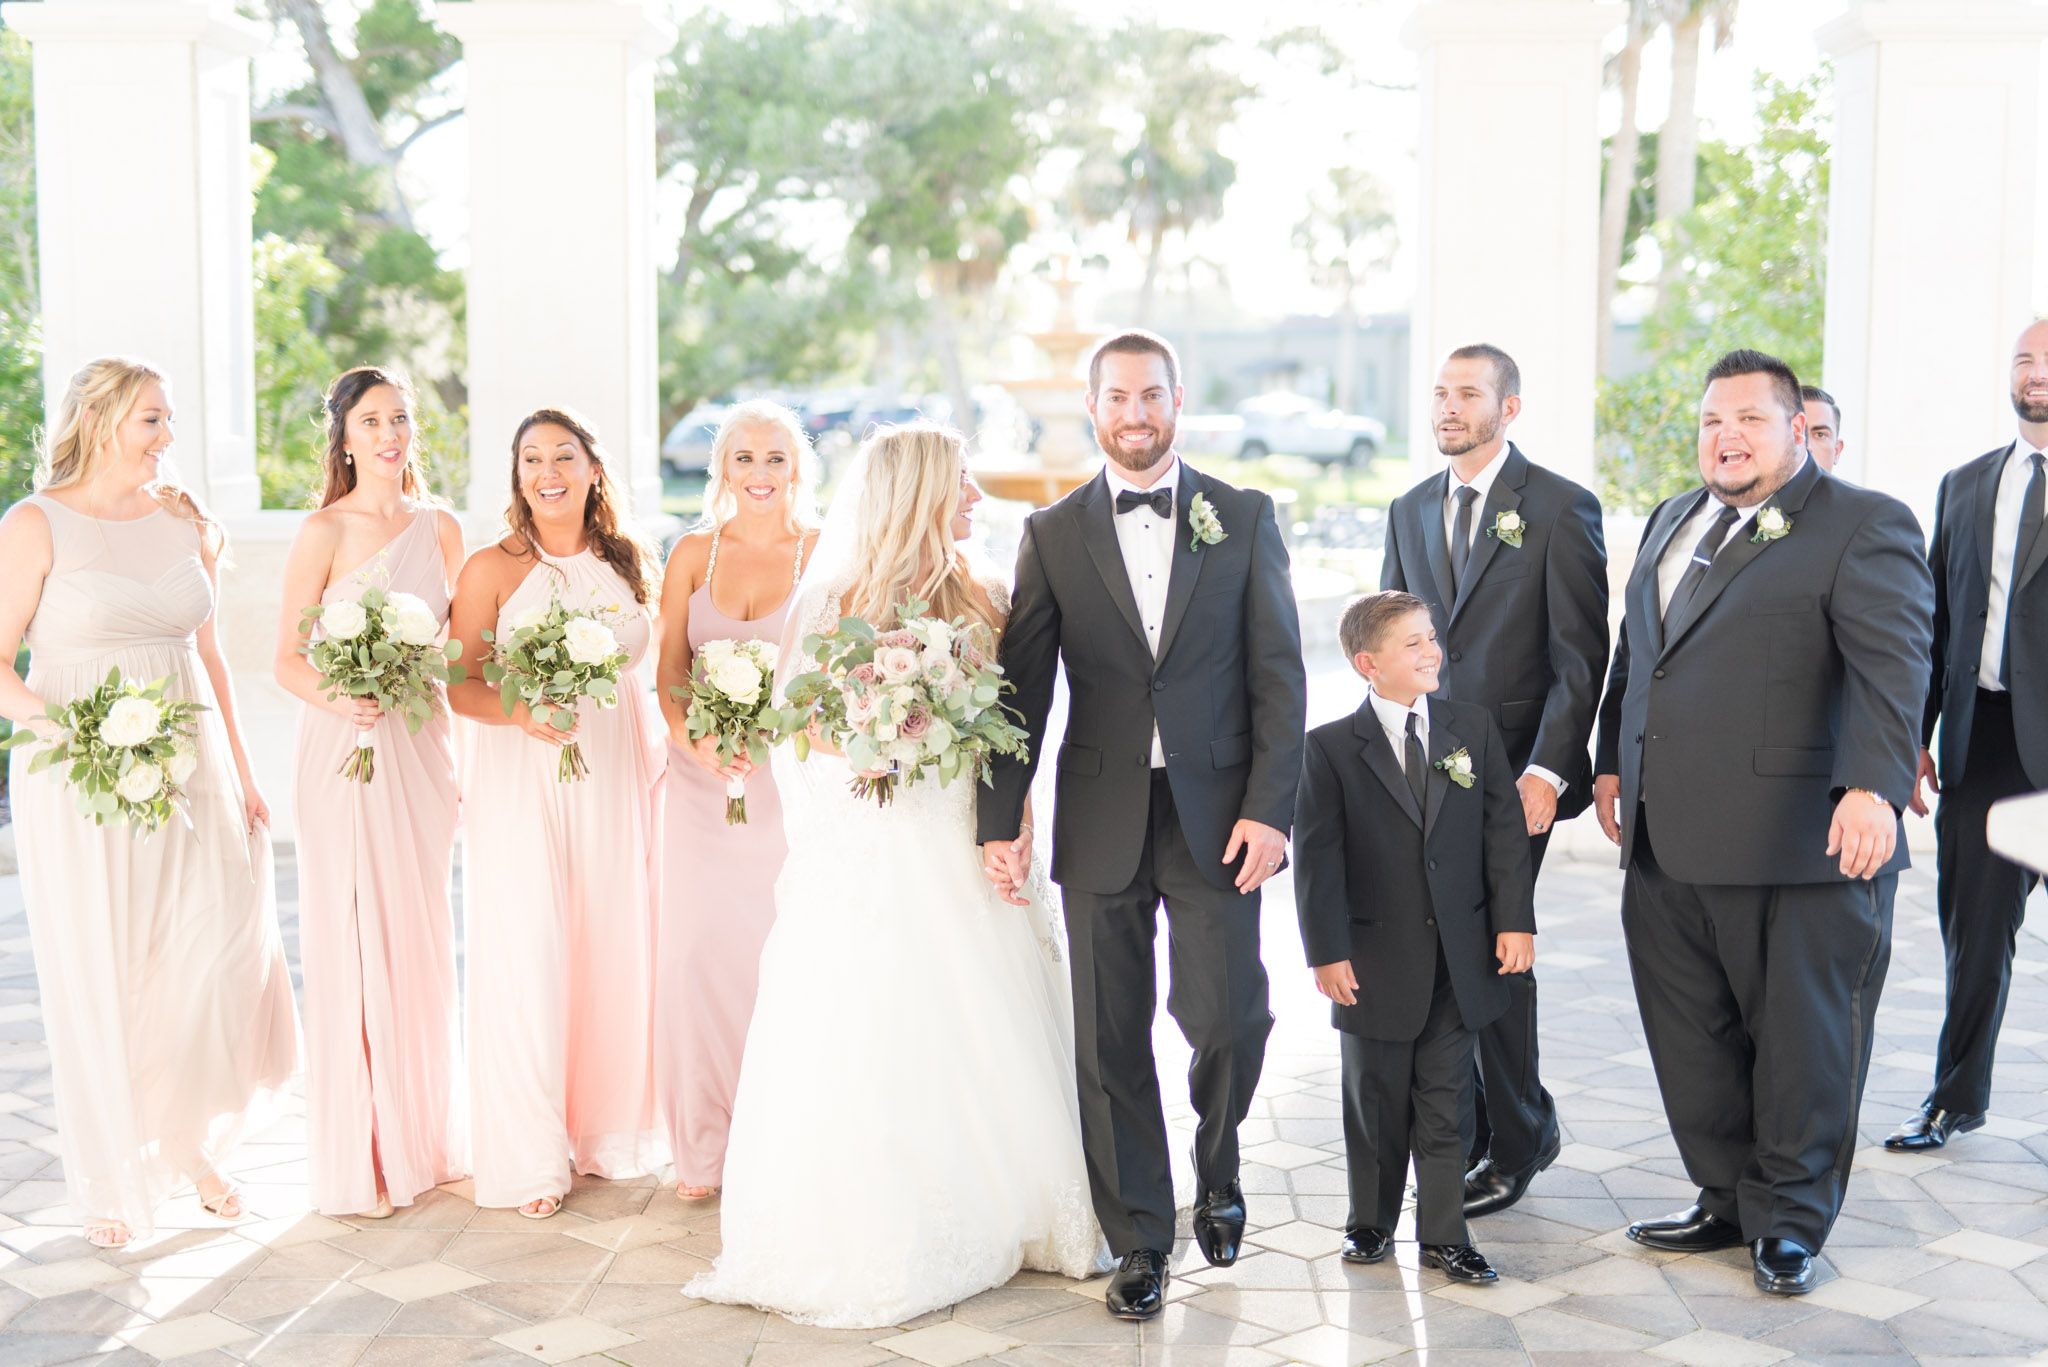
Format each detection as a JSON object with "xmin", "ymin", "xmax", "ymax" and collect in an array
[
  {"xmin": 0, "ymin": 28, "xmax": 37, "ymax": 513},
  {"xmin": 254, "ymin": 231, "xmax": 342, "ymax": 509},
  {"xmin": 1597, "ymin": 72, "xmax": 1830, "ymax": 511}
]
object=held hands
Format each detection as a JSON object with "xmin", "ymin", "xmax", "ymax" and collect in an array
[
  {"xmin": 1593, "ymin": 774, "xmax": 1622, "ymax": 846},
  {"xmin": 1226, "ymin": 819, "xmax": 1288, "ymax": 893},
  {"xmin": 980, "ymin": 827, "xmax": 1032, "ymax": 908},
  {"xmin": 1909, "ymin": 748, "xmax": 1940, "ymax": 818},
  {"xmin": 1516, "ymin": 774, "xmax": 1558, "ymax": 838},
  {"xmin": 1312, "ymin": 960, "xmax": 1359, "ymax": 1007},
  {"xmin": 1495, "ymin": 932, "xmax": 1534, "ymax": 975},
  {"xmin": 513, "ymin": 699, "xmax": 579, "ymax": 748},
  {"xmin": 1828, "ymin": 790, "xmax": 1896, "ymax": 880}
]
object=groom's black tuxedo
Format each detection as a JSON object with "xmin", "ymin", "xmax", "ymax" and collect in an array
[{"xmin": 985, "ymin": 459, "xmax": 1308, "ymax": 1258}]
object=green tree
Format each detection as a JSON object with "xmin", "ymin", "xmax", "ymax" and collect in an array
[
  {"xmin": 1597, "ymin": 72, "xmax": 1829, "ymax": 511},
  {"xmin": 0, "ymin": 27, "xmax": 37, "ymax": 511},
  {"xmin": 253, "ymin": 232, "xmax": 341, "ymax": 509}
]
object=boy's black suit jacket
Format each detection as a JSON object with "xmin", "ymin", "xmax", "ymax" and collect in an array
[{"xmin": 1293, "ymin": 695, "xmax": 1536, "ymax": 1042}]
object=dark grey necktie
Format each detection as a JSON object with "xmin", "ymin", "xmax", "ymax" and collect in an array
[
  {"xmin": 1404, "ymin": 712, "xmax": 1427, "ymax": 810},
  {"xmin": 1666, "ymin": 503, "xmax": 1741, "ymax": 623},
  {"xmin": 1449, "ymin": 486, "xmax": 1479, "ymax": 592},
  {"xmin": 2001, "ymin": 451, "xmax": 2046, "ymax": 687}
]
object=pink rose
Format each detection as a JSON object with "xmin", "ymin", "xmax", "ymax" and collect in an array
[
  {"xmin": 846, "ymin": 689, "xmax": 879, "ymax": 725},
  {"xmin": 899, "ymin": 707, "xmax": 931, "ymax": 740},
  {"xmin": 876, "ymin": 629, "xmax": 917, "ymax": 650},
  {"xmin": 848, "ymin": 661, "xmax": 878, "ymax": 686},
  {"xmin": 877, "ymin": 646, "xmax": 920, "ymax": 681}
]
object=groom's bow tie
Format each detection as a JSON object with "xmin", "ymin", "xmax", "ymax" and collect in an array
[{"xmin": 1116, "ymin": 487, "xmax": 1173, "ymax": 519}]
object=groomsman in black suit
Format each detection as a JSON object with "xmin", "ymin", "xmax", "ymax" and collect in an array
[
  {"xmin": 1381, "ymin": 344, "xmax": 1609, "ymax": 1217},
  {"xmin": 1801, "ymin": 386, "xmax": 1845, "ymax": 474},
  {"xmin": 1594, "ymin": 350, "xmax": 1933, "ymax": 1296},
  {"xmin": 1887, "ymin": 319, "xmax": 2048, "ymax": 1152}
]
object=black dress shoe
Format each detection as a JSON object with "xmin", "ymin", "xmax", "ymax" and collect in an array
[
  {"xmin": 1192, "ymin": 1179, "xmax": 1246, "ymax": 1267},
  {"xmin": 1341, "ymin": 1228, "xmax": 1391, "ymax": 1264},
  {"xmin": 1751, "ymin": 1238, "xmax": 1816, "ymax": 1295},
  {"xmin": 1104, "ymin": 1249, "xmax": 1169, "ymax": 1320},
  {"xmin": 1626, "ymin": 1205, "xmax": 1744, "ymax": 1252},
  {"xmin": 1419, "ymin": 1243, "xmax": 1498, "ymax": 1283},
  {"xmin": 1884, "ymin": 1105, "xmax": 1985, "ymax": 1152},
  {"xmin": 1464, "ymin": 1126, "xmax": 1561, "ymax": 1218}
]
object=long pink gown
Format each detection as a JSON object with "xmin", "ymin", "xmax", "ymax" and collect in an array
[
  {"xmin": 9, "ymin": 496, "xmax": 300, "ymax": 1237},
  {"xmin": 462, "ymin": 548, "xmax": 668, "ymax": 1207},
  {"xmin": 295, "ymin": 509, "xmax": 465, "ymax": 1215},
  {"xmin": 656, "ymin": 531, "xmax": 794, "ymax": 1189}
]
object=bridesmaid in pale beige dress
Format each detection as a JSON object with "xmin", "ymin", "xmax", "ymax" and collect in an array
[
  {"xmin": 449, "ymin": 406, "xmax": 668, "ymax": 1218},
  {"xmin": 0, "ymin": 358, "xmax": 300, "ymax": 1247},
  {"xmin": 274, "ymin": 367, "xmax": 469, "ymax": 1220},
  {"xmin": 653, "ymin": 401, "xmax": 819, "ymax": 1200}
]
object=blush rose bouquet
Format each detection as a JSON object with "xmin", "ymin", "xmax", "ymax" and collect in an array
[
  {"xmin": 672, "ymin": 636, "xmax": 788, "ymax": 824},
  {"xmin": 482, "ymin": 594, "xmax": 630, "ymax": 782},
  {"xmin": 300, "ymin": 584, "xmax": 467, "ymax": 783},
  {"xmin": 0, "ymin": 668, "xmax": 207, "ymax": 834}
]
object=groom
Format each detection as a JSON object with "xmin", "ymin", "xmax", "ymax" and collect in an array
[{"xmin": 981, "ymin": 329, "xmax": 1308, "ymax": 1320}]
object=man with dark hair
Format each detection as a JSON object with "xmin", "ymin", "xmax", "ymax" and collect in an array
[
  {"xmin": 1887, "ymin": 319, "xmax": 2048, "ymax": 1153},
  {"xmin": 1594, "ymin": 348, "xmax": 1933, "ymax": 1296},
  {"xmin": 1088, "ymin": 328, "xmax": 1182, "ymax": 395},
  {"xmin": 1381, "ymin": 344, "xmax": 1608, "ymax": 1218},
  {"xmin": 1801, "ymin": 385, "xmax": 1845, "ymax": 473}
]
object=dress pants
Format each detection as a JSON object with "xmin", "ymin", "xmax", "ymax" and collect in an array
[
  {"xmin": 1061, "ymin": 769, "xmax": 1274, "ymax": 1256},
  {"xmin": 1620, "ymin": 811, "xmax": 1892, "ymax": 1251},
  {"xmin": 1930, "ymin": 690, "xmax": 2044, "ymax": 1114},
  {"xmin": 1470, "ymin": 830, "xmax": 1560, "ymax": 1175},
  {"xmin": 1341, "ymin": 948, "xmax": 1476, "ymax": 1246}
]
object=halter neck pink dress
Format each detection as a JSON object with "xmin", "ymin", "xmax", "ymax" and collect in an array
[
  {"xmin": 656, "ymin": 527, "xmax": 796, "ymax": 1189},
  {"xmin": 461, "ymin": 548, "xmax": 668, "ymax": 1208},
  {"xmin": 10, "ymin": 496, "xmax": 299, "ymax": 1237},
  {"xmin": 294, "ymin": 508, "xmax": 466, "ymax": 1215}
]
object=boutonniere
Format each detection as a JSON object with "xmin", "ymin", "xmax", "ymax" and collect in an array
[
  {"xmin": 1434, "ymin": 747, "xmax": 1475, "ymax": 789},
  {"xmin": 1750, "ymin": 506, "xmax": 1792, "ymax": 544},
  {"xmin": 1488, "ymin": 509, "xmax": 1525, "ymax": 548},
  {"xmin": 1187, "ymin": 493, "xmax": 1226, "ymax": 552}
]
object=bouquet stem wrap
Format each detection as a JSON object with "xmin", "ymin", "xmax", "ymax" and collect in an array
[{"xmin": 341, "ymin": 728, "xmax": 376, "ymax": 784}]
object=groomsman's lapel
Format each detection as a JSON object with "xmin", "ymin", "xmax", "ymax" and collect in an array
[
  {"xmin": 1154, "ymin": 462, "xmax": 1207, "ymax": 663},
  {"xmin": 1449, "ymin": 445, "xmax": 1528, "ymax": 624},
  {"xmin": 1660, "ymin": 456, "xmax": 1825, "ymax": 658},
  {"xmin": 1352, "ymin": 705, "xmax": 1422, "ymax": 828},
  {"xmin": 1416, "ymin": 471, "xmax": 1457, "ymax": 614},
  {"xmin": 1423, "ymin": 703, "xmax": 1462, "ymax": 839},
  {"xmin": 1074, "ymin": 471, "xmax": 1149, "ymax": 652},
  {"xmin": 1633, "ymin": 488, "xmax": 1707, "ymax": 660},
  {"xmin": 1972, "ymin": 444, "xmax": 2011, "ymax": 591}
]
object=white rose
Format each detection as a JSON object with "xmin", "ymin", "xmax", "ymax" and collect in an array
[
  {"xmin": 385, "ymin": 592, "xmax": 441, "ymax": 647},
  {"xmin": 924, "ymin": 653, "xmax": 961, "ymax": 689},
  {"xmin": 101, "ymin": 696, "xmax": 163, "ymax": 748},
  {"xmin": 1497, "ymin": 511, "xmax": 1524, "ymax": 533},
  {"xmin": 115, "ymin": 760, "xmax": 163, "ymax": 803},
  {"xmin": 697, "ymin": 638, "xmax": 736, "ymax": 669},
  {"xmin": 748, "ymin": 641, "xmax": 779, "ymax": 671},
  {"xmin": 923, "ymin": 619, "xmax": 954, "ymax": 653},
  {"xmin": 708, "ymin": 656, "xmax": 763, "ymax": 704},
  {"xmin": 505, "ymin": 604, "xmax": 549, "ymax": 634},
  {"xmin": 164, "ymin": 737, "xmax": 199, "ymax": 786},
  {"xmin": 322, "ymin": 598, "xmax": 369, "ymax": 642},
  {"xmin": 563, "ymin": 616, "xmax": 621, "ymax": 666}
]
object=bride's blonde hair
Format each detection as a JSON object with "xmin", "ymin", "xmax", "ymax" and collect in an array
[{"xmin": 841, "ymin": 422, "xmax": 998, "ymax": 634}]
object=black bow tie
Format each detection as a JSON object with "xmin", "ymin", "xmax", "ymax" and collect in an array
[{"xmin": 1116, "ymin": 487, "xmax": 1173, "ymax": 519}]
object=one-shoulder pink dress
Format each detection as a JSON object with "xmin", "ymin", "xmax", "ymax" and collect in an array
[{"xmin": 294, "ymin": 509, "xmax": 466, "ymax": 1215}]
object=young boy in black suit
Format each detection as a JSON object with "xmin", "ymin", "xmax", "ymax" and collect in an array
[{"xmin": 1294, "ymin": 591, "xmax": 1537, "ymax": 1281}]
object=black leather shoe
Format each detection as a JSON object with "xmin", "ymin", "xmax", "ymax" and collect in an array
[
  {"xmin": 1192, "ymin": 1179, "xmax": 1246, "ymax": 1267},
  {"xmin": 1884, "ymin": 1105, "xmax": 1985, "ymax": 1152},
  {"xmin": 1464, "ymin": 1126, "xmax": 1561, "ymax": 1218},
  {"xmin": 1626, "ymin": 1205, "xmax": 1744, "ymax": 1252},
  {"xmin": 1341, "ymin": 1228, "xmax": 1391, "ymax": 1264},
  {"xmin": 1751, "ymin": 1238, "xmax": 1816, "ymax": 1295},
  {"xmin": 1104, "ymin": 1249, "xmax": 1169, "ymax": 1320},
  {"xmin": 1419, "ymin": 1243, "xmax": 1498, "ymax": 1283}
]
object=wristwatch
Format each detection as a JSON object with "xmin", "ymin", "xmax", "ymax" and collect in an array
[{"xmin": 1849, "ymin": 788, "xmax": 1890, "ymax": 809}]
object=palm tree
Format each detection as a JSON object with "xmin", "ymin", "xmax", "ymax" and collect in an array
[
  {"xmin": 1293, "ymin": 165, "xmax": 1397, "ymax": 413},
  {"xmin": 1651, "ymin": 0, "xmax": 1738, "ymax": 310},
  {"xmin": 1596, "ymin": 0, "xmax": 1654, "ymax": 375}
]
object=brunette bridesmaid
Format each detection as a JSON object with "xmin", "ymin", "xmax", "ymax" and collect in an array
[
  {"xmin": 653, "ymin": 401, "xmax": 820, "ymax": 1200},
  {"xmin": 274, "ymin": 367, "xmax": 468, "ymax": 1220},
  {"xmin": 448, "ymin": 407, "xmax": 668, "ymax": 1217},
  {"xmin": 0, "ymin": 358, "xmax": 299, "ymax": 1247}
]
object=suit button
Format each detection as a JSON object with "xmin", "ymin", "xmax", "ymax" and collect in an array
[
  {"xmin": 1449, "ymin": 651, "xmax": 1463, "ymax": 662},
  {"xmin": 1152, "ymin": 680, "xmax": 1165, "ymax": 692},
  {"xmin": 1428, "ymin": 860, "xmax": 1438, "ymax": 871},
  {"xmin": 1635, "ymin": 733, "xmax": 1644, "ymax": 743},
  {"xmin": 1425, "ymin": 918, "xmax": 1436, "ymax": 927},
  {"xmin": 1653, "ymin": 669, "xmax": 1666, "ymax": 679}
]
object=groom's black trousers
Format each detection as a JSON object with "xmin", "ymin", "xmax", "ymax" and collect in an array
[{"xmin": 1062, "ymin": 770, "xmax": 1273, "ymax": 1257}]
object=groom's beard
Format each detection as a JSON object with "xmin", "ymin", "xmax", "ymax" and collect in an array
[{"xmin": 1098, "ymin": 417, "xmax": 1177, "ymax": 474}]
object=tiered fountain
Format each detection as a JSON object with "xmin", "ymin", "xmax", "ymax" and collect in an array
[{"xmin": 976, "ymin": 257, "xmax": 1102, "ymax": 506}]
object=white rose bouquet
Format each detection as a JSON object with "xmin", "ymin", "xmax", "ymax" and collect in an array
[
  {"xmin": 482, "ymin": 595, "xmax": 630, "ymax": 782},
  {"xmin": 671, "ymin": 637, "xmax": 788, "ymax": 824},
  {"xmin": 0, "ymin": 668, "xmax": 206, "ymax": 834},
  {"xmin": 780, "ymin": 599, "xmax": 1029, "ymax": 807},
  {"xmin": 299, "ymin": 585, "xmax": 467, "ymax": 784}
]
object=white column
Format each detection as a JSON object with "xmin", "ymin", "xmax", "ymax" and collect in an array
[
  {"xmin": 2, "ymin": 0, "xmax": 263, "ymax": 515},
  {"xmin": 1818, "ymin": 0, "xmax": 2048, "ymax": 527},
  {"xmin": 1403, "ymin": 1, "xmax": 1622, "ymax": 487},
  {"xmin": 439, "ymin": 0, "xmax": 670, "ymax": 526}
]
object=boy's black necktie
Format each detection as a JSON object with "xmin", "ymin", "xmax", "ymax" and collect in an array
[{"xmin": 1405, "ymin": 713, "xmax": 1427, "ymax": 810}]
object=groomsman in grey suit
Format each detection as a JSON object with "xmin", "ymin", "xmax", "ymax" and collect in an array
[
  {"xmin": 1594, "ymin": 350, "xmax": 1933, "ymax": 1296},
  {"xmin": 1887, "ymin": 319, "xmax": 2048, "ymax": 1152},
  {"xmin": 1380, "ymin": 344, "xmax": 1608, "ymax": 1218}
]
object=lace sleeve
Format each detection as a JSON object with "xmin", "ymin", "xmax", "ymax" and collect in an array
[
  {"xmin": 774, "ymin": 572, "xmax": 850, "ymax": 703},
  {"xmin": 978, "ymin": 569, "xmax": 1013, "ymax": 623}
]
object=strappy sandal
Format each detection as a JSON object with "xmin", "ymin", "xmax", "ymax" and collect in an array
[
  {"xmin": 85, "ymin": 1219, "xmax": 132, "ymax": 1249},
  {"xmin": 197, "ymin": 1185, "xmax": 244, "ymax": 1221},
  {"xmin": 518, "ymin": 1195, "xmax": 562, "ymax": 1220},
  {"xmin": 675, "ymin": 1184, "xmax": 718, "ymax": 1201}
]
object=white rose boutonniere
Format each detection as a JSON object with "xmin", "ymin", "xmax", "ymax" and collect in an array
[
  {"xmin": 1750, "ymin": 506, "xmax": 1792, "ymax": 544},
  {"xmin": 1187, "ymin": 493, "xmax": 1226, "ymax": 552},
  {"xmin": 1434, "ymin": 747, "xmax": 1475, "ymax": 789},
  {"xmin": 1489, "ymin": 509, "xmax": 1525, "ymax": 549}
]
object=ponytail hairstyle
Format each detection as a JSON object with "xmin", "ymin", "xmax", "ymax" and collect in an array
[
  {"xmin": 37, "ymin": 355, "xmax": 224, "ymax": 556},
  {"xmin": 319, "ymin": 365, "xmax": 438, "ymax": 509},
  {"xmin": 506, "ymin": 406, "xmax": 659, "ymax": 607}
]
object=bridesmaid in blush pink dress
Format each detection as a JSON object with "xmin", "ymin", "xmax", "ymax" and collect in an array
[
  {"xmin": 449, "ymin": 406, "xmax": 668, "ymax": 1218},
  {"xmin": 653, "ymin": 402, "xmax": 819, "ymax": 1199},
  {"xmin": 274, "ymin": 367, "xmax": 469, "ymax": 1220}
]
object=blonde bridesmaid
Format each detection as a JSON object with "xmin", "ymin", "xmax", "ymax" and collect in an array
[
  {"xmin": 0, "ymin": 358, "xmax": 299, "ymax": 1247},
  {"xmin": 653, "ymin": 402, "xmax": 819, "ymax": 1200},
  {"xmin": 274, "ymin": 367, "xmax": 468, "ymax": 1220},
  {"xmin": 448, "ymin": 406, "xmax": 668, "ymax": 1217}
]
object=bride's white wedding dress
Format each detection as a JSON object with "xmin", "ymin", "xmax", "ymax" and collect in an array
[{"xmin": 685, "ymin": 577, "xmax": 1108, "ymax": 1328}]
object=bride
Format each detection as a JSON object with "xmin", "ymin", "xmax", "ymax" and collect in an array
[{"xmin": 686, "ymin": 422, "xmax": 1108, "ymax": 1327}]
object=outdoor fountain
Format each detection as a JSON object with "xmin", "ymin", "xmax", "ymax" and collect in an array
[{"xmin": 976, "ymin": 256, "xmax": 1102, "ymax": 506}]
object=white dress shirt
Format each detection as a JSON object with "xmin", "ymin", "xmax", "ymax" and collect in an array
[
  {"xmin": 1441, "ymin": 443, "xmax": 1513, "ymax": 551},
  {"xmin": 1977, "ymin": 441, "xmax": 2048, "ymax": 691},
  {"xmin": 1656, "ymin": 496, "xmax": 1758, "ymax": 619},
  {"xmin": 1105, "ymin": 457, "xmax": 1179, "ymax": 767},
  {"xmin": 1367, "ymin": 686, "xmax": 1429, "ymax": 772}
]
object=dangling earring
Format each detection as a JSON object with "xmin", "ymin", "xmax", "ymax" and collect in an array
[{"xmin": 344, "ymin": 452, "xmax": 353, "ymax": 465}]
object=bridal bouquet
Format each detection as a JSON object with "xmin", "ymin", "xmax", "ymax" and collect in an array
[
  {"xmin": 0, "ymin": 668, "xmax": 205, "ymax": 834},
  {"xmin": 781, "ymin": 601, "xmax": 1028, "ymax": 807},
  {"xmin": 483, "ymin": 596, "xmax": 629, "ymax": 782},
  {"xmin": 300, "ymin": 586, "xmax": 467, "ymax": 783},
  {"xmin": 673, "ymin": 637, "xmax": 785, "ymax": 824}
]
